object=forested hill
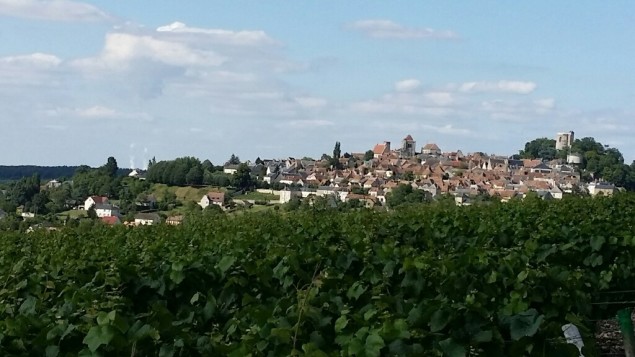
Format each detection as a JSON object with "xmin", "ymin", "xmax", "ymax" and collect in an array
[{"xmin": 0, "ymin": 166, "xmax": 132, "ymax": 181}]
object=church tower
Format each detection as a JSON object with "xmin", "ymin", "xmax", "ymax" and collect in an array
[{"xmin": 401, "ymin": 135, "xmax": 416, "ymax": 158}]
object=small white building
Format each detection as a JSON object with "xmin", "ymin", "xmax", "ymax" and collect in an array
[
  {"xmin": 199, "ymin": 192, "xmax": 225, "ymax": 209},
  {"xmin": 94, "ymin": 204, "xmax": 120, "ymax": 218},
  {"xmin": 85, "ymin": 196, "xmax": 109, "ymax": 211},
  {"xmin": 134, "ymin": 213, "xmax": 161, "ymax": 225},
  {"xmin": 46, "ymin": 180, "xmax": 62, "ymax": 189},
  {"xmin": 223, "ymin": 165, "xmax": 239, "ymax": 175},
  {"xmin": 421, "ymin": 143, "xmax": 442, "ymax": 156},
  {"xmin": 588, "ymin": 182, "xmax": 615, "ymax": 196}
]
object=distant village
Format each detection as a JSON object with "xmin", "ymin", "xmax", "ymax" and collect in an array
[
  {"xmin": 0, "ymin": 131, "xmax": 620, "ymax": 231},
  {"xmin": 253, "ymin": 131, "xmax": 613, "ymax": 208}
]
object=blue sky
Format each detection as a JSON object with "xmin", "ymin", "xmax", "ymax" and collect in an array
[{"xmin": 1, "ymin": 1, "xmax": 633, "ymax": 167}]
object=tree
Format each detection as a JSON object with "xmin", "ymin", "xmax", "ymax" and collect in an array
[
  {"xmin": 284, "ymin": 196, "xmax": 302, "ymax": 211},
  {"xmin": 104, "ymin": 157, "xmax": 119, "ymax": 177},
  {"xmin": 519, "ymin": 138, "xmax": 558, "ymax": 160},
  {"xmin": 201, "ymin": 159, "xmax": 214, "ymax": 172},
  {"xmin": 30, "ymin": 191, "xmax": 49, "ymax": 214},
  {"xmin": 227, "ymin": 154, "xmax": 241, "ymax": 165},
  {"xmin": 386, "ymin": 184, "xmax": 431, "ymax": 208},
  {"xmin": 87, "ymin": 205, "xmax": 97, "ymax": 219},
  {"xmin": 186, "ymin": 165, "xmax": 204, "ymax": 185},
  {"xmin": 364, "ymin": 150, "xmax": 374, "ymax": 161},
  {"xmin": 233, "ymin": 163, "xmax": 253, "ymax": 191},
  {"xmin": 47, "ymin": 185, "xmax": 71, "ymax": 213},
  {"xmin": 148, "ymin": 157, "xmax": 156, "ymax": 170},
  {"xmin": 333, "ymin": 141, "xmax": 341, "ymax": 160},
  {"xmin": 329, "ymin": 142, "xmax": 343, "ymax": 169}
]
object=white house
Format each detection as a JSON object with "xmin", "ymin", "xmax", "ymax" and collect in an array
[
  {"xmin": 223, "ymin": 165, "xmax": 239, "ymax": 175},
  {"xmin": 46, "ymin": 180, "xmax": 62, "ymax": 189},
  {"xmin": 85, "ymin": 196, "xmax": 109, "ymax": 211},
  {"xmin": 134, "ymin": 213, "xmax": 161, "ymax": 225},
  {"xmin": 421, "ymin": 143, "xmax": 442, "ymax": 156},
  {"xmin": 199, "ymin": 192, "xmax": 225, "ymax": 209},
  {"xmin": 279, "ymin": 188, "xmax": 302, "ymax": 204},
  {"xmin": 94, "ymin": 204, "xmax": 120, "ymax": 218},
  {"xmin": 588, "ymin": 182, "xmax": 615, "ymax": 196}
]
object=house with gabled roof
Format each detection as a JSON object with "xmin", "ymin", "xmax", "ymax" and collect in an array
[
  {"xmin": 84, "ymin": 196, "xmax": 109, "ymax": 211},
  {"xmin": 223, "ymin": 165, "xmax": 240, "ymax": 175},
  {"xmin": 134, "ymin": 212, "xmax": 161, "ymax": 226},
  {"xmin": 588, "ymin": 182, "xmax": 615, "ymax": 196},
  {"xmin": 530, "ymin": 162, "xmax": 552, "ymax": 174},
  {"xmin": 373, "ymin": 141, "xmax": 391, "ymax": 158},
  {"xmin": 199, "ymin": 192, "xmax": 225, "ymax": 209},
  {"xmin": 421, "ymin": 143, "xmax": 442, "ymax": 156},
  {"xmin": 94, "ymin": 203, "xmax": 120, "ymax": 218}
]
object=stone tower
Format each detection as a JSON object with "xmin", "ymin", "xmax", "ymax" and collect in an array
[{"xmin": 401, "ymin": 135, "xmax": 416, "ymax": 158}]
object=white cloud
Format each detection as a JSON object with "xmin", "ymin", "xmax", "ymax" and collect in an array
[
  {"xmin": 460, "ymin": 80, "xmax": 537, "ymax": 94},
  {"xmin": 156, "ymin": 21, "xmax": 278, "ymax": 46},
  {"xmin": 74, "ymin": 32, "xmax": 226, "ymax": 70},
  {"xmin": 349, "ymin": 20, "xmax": 458, "ymax": 40},
  {"xmin": 395, "ymin": 79, "xmax": 421, "ymax": 92},
  {"xmin": 70, "ymin": 22, "xmax": 301, "ymax": 100},
  {"xmin": 0, "ymin": 53, "xmax": 62, "ymax": 68},
  {"xmin": 0, "ymin": 0, "xmax": 111, "ymax": 22},
  {"xmin": 44, "ymin": 105, "xmax": 153, "ymax": 121}
]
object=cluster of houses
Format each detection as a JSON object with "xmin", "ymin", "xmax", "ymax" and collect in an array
[
  {"xmin": 5, "ymin": 133, "xmax": 619, "ymax": 233},
  {"xmin": 78, "ymin": 195, "xmax": 183, "ymax": 226},
  {"xmin": 82, "ymin": 195, "xmax": 162, "ymax": 226},
  {"xmin": 252, "ymin": 135, "xmax": 615, "ymax": 207}
]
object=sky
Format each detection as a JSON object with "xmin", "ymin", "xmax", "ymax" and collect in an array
[{"xmin": 1, "ymin": 1, "xmax": 634, "ymax": 167}]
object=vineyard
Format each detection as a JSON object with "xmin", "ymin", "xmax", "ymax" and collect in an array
[{"xmin": 1, "ymin": 194, "xmax": 635, "ymax": 356}]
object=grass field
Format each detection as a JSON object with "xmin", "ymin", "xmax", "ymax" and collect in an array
[
  {"xmin": 232, "ymin": 191, "xmax": 279, "ymax": 201},
  {"xmin": 150, "ymin": 184, "xmax": 228, "ymax": 203},
  {"xmin": 56, "ymin": 210, "xmax": 87, "ymax": 219}
]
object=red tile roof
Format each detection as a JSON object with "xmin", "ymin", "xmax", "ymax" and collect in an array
[
  {"xmin": 90, "ymin": 196, "xmax": 108, "ymax": 204},
  {"xmin": 101, "ymin": 216, "xmax": 120, "ymax": 225},
  {"xmin": 373, "ymin": 143, "xmax": 388, "ymax": 155}
]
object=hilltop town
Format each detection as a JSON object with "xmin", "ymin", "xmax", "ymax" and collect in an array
[
  {"xmin": 257, "ymin": 132, "xmax": 613, "ymax": 208},
  {"xmin": 1, "ymin": 131, "xmax": 631, "ymax": 231}
]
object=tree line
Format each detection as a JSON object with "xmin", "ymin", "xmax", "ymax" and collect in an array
[{"xmin": 146, "ymin": 155, "xmax": 258, "ymax": 191}]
